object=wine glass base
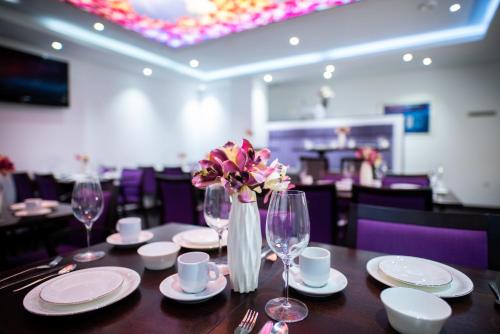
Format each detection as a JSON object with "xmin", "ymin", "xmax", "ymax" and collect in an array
[
  {"xmin": 265, "ymin": 297, "xmax": 308, "ymax": 323},
  {"xmin": 73, "ymin": 251, "xmax": 105, "ymax": 263}
]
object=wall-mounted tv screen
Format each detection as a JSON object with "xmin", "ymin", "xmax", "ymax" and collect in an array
[{"xmin": 0, "ymin": 45, "xmax": 69, "ymax": 106}]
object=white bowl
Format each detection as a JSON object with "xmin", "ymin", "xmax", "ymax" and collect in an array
[
  {"xmin": 380, "ymin": 287, "xmax": 451, "ymax": 334},
  {"xmin": 137, "ymin": 242, "xmax": 180, "ymax": 270}
]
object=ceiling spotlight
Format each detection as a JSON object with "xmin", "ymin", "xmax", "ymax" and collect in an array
[
  {"xmin": 323, "ymin": 71, "xmax": 332, "ymax": 80},
  {"xmin": 51, "ymin": 41, "xmax": 63, "ymax": 50},
  {"xmin": 449, "ymin": 3, "xmax": 461, "ymax": 12},
  {"xmin": 263, "ymin": 74, "xmax": 273, "ymax": 83},
  {"xmin": 289, "ymin": 36, "xmax": 300, "ymax": 46},
  {"xmin": 189, "ymin": 59, "xmax": 199, "ymax": 68},
  {"xmin": 403, "ymin": 53, "xmax": 413, "ymax": 62},
  {"xmin": 325, "ymin": 64, "xmax": 335, "ymax": 73},
  {"xmin": 3, "ymin": 0, "xmax": 21, "ymax": 4},
  {"xmin": 142, "ymin": 67, "xmax": 153, "ymax": 76},
  {"xmin": 93, "ymin": 22, "xmax": 105, "ymax": 31},
  {"xmin": 422, "ymin": 57, "xmax": 432, "ymax": 66}
]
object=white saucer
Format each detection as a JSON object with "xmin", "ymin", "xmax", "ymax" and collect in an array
[
  {"xmin": 10, "ymin": 200, "xmax": 59, "ymax": 211},
  {"xmin": 390, "ymin": 183, "xmax": 421, "ymax": 190},
  {"xmin": 172, "ymin": 228, "xmax": 227, "ymax": 250},
  {"xmin": 159, "ymin": 273, "xmax": 227, "ymax": 303},
  {"xmin": 106, "ymin": 231, "xmax": 154, "ymax": 247},
  {"xmin": 379, "ymin": 256, "xmax": 452, "ymax": 287},
  {"xmin": 15, "ymin": 208, "xmax": 52, "ymax": 217},
  {"xmin": 23, "ymin": 266, "xmax": 141, "ymax": 316},
  {"xmin": 284, "ymin": 266, "xmax": 348, "ymax": 297},
  {"xmin": 40, "ymin": 270, "xmax": 124, "ymax": 305},
  {"xmin": 367, "ymin": 256, "xmax": 473, "ymax": 298}
]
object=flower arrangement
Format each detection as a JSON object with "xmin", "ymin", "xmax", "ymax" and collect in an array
[
  {"xmin": 355, "ymin": 146, "xmax": 383, "ymax": 168},
  {"xmin": 335, "ymin": 127, "xmax": 351, "ymax": 135},
  {"xmin": 75, "ymin": 154, "xmax": 89, "ymax": 164},
  {"xmin": 192, "ymin": 139, "xmax": 293, "ymax": 203},
  {"xmin": 0, "ymin": 155, "xmax": 15, "ymax": 176}
]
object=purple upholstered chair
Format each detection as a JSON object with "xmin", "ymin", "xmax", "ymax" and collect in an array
[
  {"xmin": 118, "ymin": 168, "xmax": 144, "ymax": 208},
  {"xmin": 293, "ymin": 184, "xmax": 339, "ymax": 244},
  {"xmin": 12, "ymin": 172, "xmax": 36, "ymax": 202},
  {"xmin": 347, "ymin": 204, "xmax": 500, "ymax": 270},
  {"xmin": 34, "ymin": 173, "xmax": 60, "ymax": 201},
  {"xmin": 156, "ymin": 175, "xmax": 199, "ymax": 225},
  {"xmin": 352, "ymin": 184, "xmax": 433, "ymax": 211},
  {"xmin": 163, "ymin": 167, "xmax": 184, "ymax": 176},
  {"xmin": 382, "ymin": 174, "xmax": 430, "ymax": 188},
  {"xmin": 56, "ymin": 190, "xmax": 116, "ymax": 255}
]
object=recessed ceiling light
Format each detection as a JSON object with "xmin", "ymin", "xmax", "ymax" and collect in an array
[
  {"xmin": 323, "ymin": 71, "xmax": 332, "ymax": 79},
  {"xmin": 189, "ymin": 59, "xmax": 199, "ymax": 68},
  {"xmin": 142, "ymin": 67, "xmax": 153, "ymax": 76},
  {"xmin": 51, "ymin": 41, "xmax": 63, "ymax": 50},
  {"xmin": 3, "ymin": 0, "xmax": 20, "ymax": 3},
  {"xmin": 422, "ymin": 57, "xmax": 432, "ymax": 66},
  {"xmin": 403, "ymin": 53, "xmax": 413, "ymax": 62},
  {"xmin": 449, "ymin": 3, "xmax": 461, "ymax": 12},
  {"xmin": 289, "ymin": 36, "xmax": 300, "ymax": 46},
  {"xmin": 325, "ymin": 64, "xmax": 335, "ymax": 73},
  {"xmin": 418, "ymin": 0, "xmax": 437, "ymax": 11},
  {"xmin": 93, "ymin": 22, "xmax": 104, "ymax": 31},
  {"xmin": 263, "ymin": 74, "xmax": 273, "ymax": 83}
]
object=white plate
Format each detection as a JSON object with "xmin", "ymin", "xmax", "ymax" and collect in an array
[
  {"xmin": 106, "ymin": 231, "xmax": 154, "ymax": 247},
  {"xmin": 23, "ymin": 266, "xmax": 141, "ymax": 316},
  {"xmin": 367, "ymin": 256, "xmax": 473, "ymax": 298},
  {"xmin": 10, "ymin": 200, "xmax": 59, "ymax": 211},
  {"xmin": 15, "ymin": 208, "xmax": 52, "ymax": 217},
  {"xmin": 390, "ymin": 183, "xmax": 421, "ymax": 190},
  {"xmin": 284, "ymin": 267, "xmax": 347, "ymax": 297},
  {"xmin": 172, "ymin": 228, "xmax": 227, "ymax": 250},
  {"xmin": 40, "ymin": 270, "xmax": 124, "ymax": 305},
  {"xmin": 379, "ymin": 256, "xmax": 452, "ymax": 287},
  {"xmin": 159, "ymin": 273, "xmax": 227, "ymax": 303}
]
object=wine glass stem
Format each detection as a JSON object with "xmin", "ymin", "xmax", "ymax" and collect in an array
[
  {"xmin": 283, "ymin": 259, "xmax": 291, "ymax": 307},
  {"xmin": 218, "ymin": 231, "xmax": 223, "ymax": 259},
  {"xmin": 85, "ymin": 224, "xmax": 92, "ymax": 254}
]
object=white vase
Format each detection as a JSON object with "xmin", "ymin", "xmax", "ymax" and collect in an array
[
  {"xmin": 337, "ymin": 133, "xmax": 347, "ymax": 148},
  {"xmin": 360, "ymin": 161, "xmax": 374, "ymax": 186},
  {"xmin": 227, "ymin": 195, "xmax": 262, "ymax": 293}
]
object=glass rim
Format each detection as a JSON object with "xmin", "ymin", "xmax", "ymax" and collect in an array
[{"xmin": 273, "ymin": 190, "xmax": 305, "ymax": 196}]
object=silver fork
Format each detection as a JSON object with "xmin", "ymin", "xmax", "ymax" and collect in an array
[
  {"xmin": 234, "ymin": 309, "xmax": 259, "ymax": 334},
  {"xmin": 0, "ymin": 256, "xmax": 63, "ymax": 285}
]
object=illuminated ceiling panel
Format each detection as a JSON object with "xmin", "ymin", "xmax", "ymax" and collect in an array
[{"xmin": 64, "ymin": 0, "xmax": 359, "ymax": 48}]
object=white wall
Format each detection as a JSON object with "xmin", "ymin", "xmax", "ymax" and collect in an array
[
  {"xmin": 0, "ymin": 42, "xmax": 253, "ymax": 176},
  {"xmin": 269, "ymin": 62, "xmax": 500, "ymax": 206}
]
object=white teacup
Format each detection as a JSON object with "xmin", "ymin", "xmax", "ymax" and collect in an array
[
  {"xmin": 24, "ymin": 198, "xmax": 42, "ymax": 212},
  {"xmin": 177, "ymin": 252, "xmax": 219, "ymax": 294},
  {"xmin": 116, "ymin": 217, "xmax": 141, "ymax": 242},
  {"xmin": 296, "ymin": 247, "xmax": 331, "ymax": 288}
]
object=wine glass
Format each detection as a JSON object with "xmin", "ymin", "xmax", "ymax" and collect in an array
[
  {"xmin": 71, "ymin": 175, "xmax": 105, "ymax": 262},
  {"xmin": 203, "ymin": 184, "xmax": 231, "ymax": 259},
  {"xmin": 342, "ymin": 160, "xmax": 356, "ymax": 180},
  {"xmin": 265, "ymin": 190, "xmax": 310, "ymax": 323}
]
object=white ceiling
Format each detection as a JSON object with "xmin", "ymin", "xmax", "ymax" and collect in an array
[{"xmin": 0, "ymin": 0, "xmax": 499, "ymax": 83}]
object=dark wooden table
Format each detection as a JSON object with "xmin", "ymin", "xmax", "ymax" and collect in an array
[
  {"xmin": 0, "ymin": 223, "xmax": 498, "ymax": 334},
  {"xmin": 0, "ymin": 204, "xmax": 73, "ymax": 232}
]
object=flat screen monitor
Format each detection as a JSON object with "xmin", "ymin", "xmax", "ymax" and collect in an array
[{"xmin": 0, "ymin": 45, "xmax": 69, "ymax": 106}]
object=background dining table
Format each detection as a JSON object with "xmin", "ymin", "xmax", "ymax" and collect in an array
[{"xmin": 0, "ymin": 223, "xmax": 498, "ymax": 334}]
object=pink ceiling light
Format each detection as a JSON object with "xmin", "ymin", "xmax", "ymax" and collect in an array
[{"xmin": 63, "ymin": 0, "xmax": 359, "ymax": 48}]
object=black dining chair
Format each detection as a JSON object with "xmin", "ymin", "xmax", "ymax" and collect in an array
[
  {"xmin": 347, "ymin": 204, "xmax": 500, "ymax": 270},
  {"xmin": 300, "ymin": 156, "xmax": 329, "ymax": 181},
  {"xmin": 12, "ymin": 172, "xmax": 36, "ymax": 202},
  {"xmin": 34, "ymin": 173, "xmax": 62, "ymax": 201},
  {"xmin": 352, "ymin": 184, "xmax": 433, "ymax": 211},
  {"xmin": 156, "ymin": 175, "xmax": 200, "ymax": 225}
]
